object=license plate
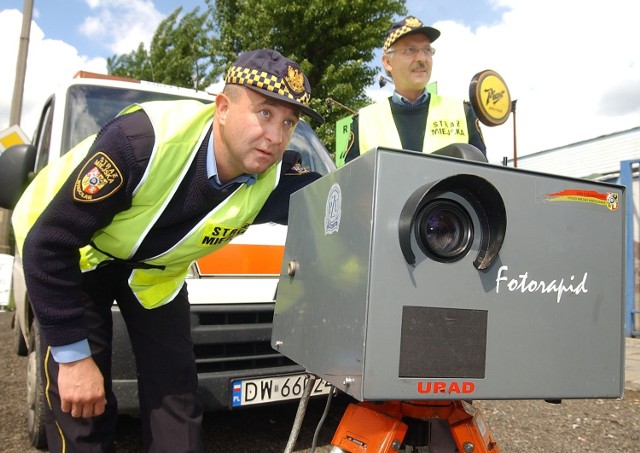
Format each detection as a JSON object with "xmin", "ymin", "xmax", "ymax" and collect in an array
[{"xmin": 231, "ymin": 374, "xmax": 332, "ymax": 407}]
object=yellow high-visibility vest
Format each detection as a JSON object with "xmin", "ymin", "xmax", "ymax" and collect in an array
[
  {"xmin": 358, "ymin": 94, "xmax": 469, "ymax": 154},
  {"xmin": 13, "ymin": 100, "xmax": 281, "ymax": 308}
]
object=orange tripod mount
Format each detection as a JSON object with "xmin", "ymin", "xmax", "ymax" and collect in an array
[{"xmin": 331, "ymin": 399, "xmax": 500, "ymax": 452}]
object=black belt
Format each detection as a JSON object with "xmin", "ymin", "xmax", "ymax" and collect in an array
[{"xmin": 91, "ymin": 242, "xmax": 166, "ymax": 270}]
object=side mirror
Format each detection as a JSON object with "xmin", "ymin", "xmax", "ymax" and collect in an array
[{"xmin": 0, "ymin": 144, "xmax": 36, "ymax": 209}]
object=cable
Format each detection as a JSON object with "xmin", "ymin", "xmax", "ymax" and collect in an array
[
  {"xmin": 310, "ymin": 387, "xmax": 336, "ymax": 452},
  {"xmin": 283, "ymin": 375, "xmax": 317, "ymax": 453}
]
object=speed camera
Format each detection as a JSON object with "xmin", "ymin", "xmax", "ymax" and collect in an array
[{"xmin": 272, "ymin": 146, "xmax": 626, "ymax": 401}]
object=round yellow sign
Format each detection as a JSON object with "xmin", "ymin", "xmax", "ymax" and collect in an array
[{"xmin": 469, "ymin": 70, "xmax": 511, "ymax": 127}]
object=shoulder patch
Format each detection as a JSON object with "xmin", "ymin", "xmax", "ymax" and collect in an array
[{"xmin": 73, "ymin": 152, "xmax": 124, "ymax": 202}]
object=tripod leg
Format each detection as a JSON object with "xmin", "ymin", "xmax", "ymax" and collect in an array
[
  {"xmin": 448, "ymin": 403, "xmax": 500, "ymax": 453},
  {"xmin": 330, "ymin": 402, "xmax": 408, "ymax": 453}
]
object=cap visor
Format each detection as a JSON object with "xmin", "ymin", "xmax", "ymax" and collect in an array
[{"xmin": 407, "ymin": 26, "xmax": 441, "ymax": 43}]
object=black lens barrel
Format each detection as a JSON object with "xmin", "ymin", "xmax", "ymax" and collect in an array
[{"xmin": 415, "ymin": 199, "xmax": 474, "ymax": 262}]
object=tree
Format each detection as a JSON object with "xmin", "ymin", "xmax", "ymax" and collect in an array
[
  {"xmin": 108, "ymin": 7, "xmax": 217, "ymax": 90},
  {"xmin": 107, "ymin": 1, "xmax": 407, "ymax": 155},
  {"xmin": 207, "ymin": 0, "xmax": 406, "ymax": 153},
  {"xmin": 107, "ymin": 43, "xmax": 153, "ymax": 81}
]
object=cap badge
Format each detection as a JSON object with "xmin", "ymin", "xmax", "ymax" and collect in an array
[
  {"xmin": 284, "ymin": 65, "xmax": 306, "ymax": 96},
  {"xmin": 405, "ymin": 17, "xmax": 422, "ymax": 27}
]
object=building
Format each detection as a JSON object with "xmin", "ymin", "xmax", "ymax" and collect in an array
[{"xmin": 508, "ymin": 126, "xmax": 640, "ymax": 181}]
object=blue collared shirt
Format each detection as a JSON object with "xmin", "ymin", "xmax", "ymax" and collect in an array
[
  {"xmin": 391, "ymin": 90, "xmax": 430, "ymax": 107},
  {"xmin": 51, "ymin": 340, "xmax": 92, "ymax": 363}
]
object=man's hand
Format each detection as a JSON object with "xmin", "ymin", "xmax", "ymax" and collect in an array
[{"xmin": 58, "ymin": 356, "xmax": 107, "ymax": 418}]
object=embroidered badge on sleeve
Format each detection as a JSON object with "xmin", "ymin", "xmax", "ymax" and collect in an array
[{"xmin": 73, "ymin": 152, "xmax": 124, "ymax": 202}]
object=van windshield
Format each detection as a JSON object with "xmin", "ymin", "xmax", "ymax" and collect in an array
[{"xmin": 63, "ymin": 85, "xmax": 212, "ymax": 153}]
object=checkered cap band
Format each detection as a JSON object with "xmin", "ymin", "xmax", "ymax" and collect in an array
[
  {"xmin": 225, "ymin": 65, "xmax": 311, "ymax": 107},
  {"xmin": 383, "ymin": 16, "xmax": 440, "ymax": 52},
  {"xmin": 384, "ymin": 18, "xmax": 424, "ymax": 52}
]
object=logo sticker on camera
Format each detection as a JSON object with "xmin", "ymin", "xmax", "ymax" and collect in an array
[
  {"xmin": 324, "ymin": 183, "xmax": 342, "ymax": 235},
  {"xmin": 545, "ymin": 189, "xmax": 619, "ymax": 211}
]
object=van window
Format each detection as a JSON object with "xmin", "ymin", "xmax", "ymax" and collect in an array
[
  {"xmin": 63, "ymin": 85, "xmax": 212, "ymax": 154},
  {"xmin": 34, "ymin": 98, "xmax": 55, "ymax": 173}
]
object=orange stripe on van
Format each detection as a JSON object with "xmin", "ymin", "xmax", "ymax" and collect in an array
[{"xmin": 196, "ymin": 244, "xmax": 285, "ymax": 275}]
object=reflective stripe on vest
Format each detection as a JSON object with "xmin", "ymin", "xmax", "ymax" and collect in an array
[
  {"xmin": 358, "ymin": 95, "xmax": 469, "ymax": 154},
  {"xmin": 13, "ymin": 100, "xmax": 281, "ymax": 309}
]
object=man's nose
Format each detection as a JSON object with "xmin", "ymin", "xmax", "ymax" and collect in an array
[
  {"xmin": 265, "ymin": 123, "xmax": 284, "ymax": 145},
  {"xmin": 415, "ymin": 51, "xmax": 428, "ymax": 62}
]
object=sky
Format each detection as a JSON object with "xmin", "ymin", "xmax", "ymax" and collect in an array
[{"xmin": 1, "ymin": 0, "xmax": 639, "ymax": 164}]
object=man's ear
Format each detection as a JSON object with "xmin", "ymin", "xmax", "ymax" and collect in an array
[
  {"xmin": 382, "ymin": 54, "xmax": 393, "ymax": 74},
  {"xmin": 215, "ymin": 92, "xmax": 230, "ymax": 124}
]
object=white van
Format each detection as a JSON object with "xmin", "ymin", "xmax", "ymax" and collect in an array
[{"xmin": 1, "ymin": 72, "xmax": 335, "ymax": 448}]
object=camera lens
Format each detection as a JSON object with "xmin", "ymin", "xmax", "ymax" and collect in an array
[{"xmin": 415, "ymin": 199, "xmax": 473, "ymax": 262}]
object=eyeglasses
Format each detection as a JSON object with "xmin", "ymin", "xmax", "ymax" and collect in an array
[{"xmin": 386, "ymin": 46, "xmax": 436, "ymax": 58}]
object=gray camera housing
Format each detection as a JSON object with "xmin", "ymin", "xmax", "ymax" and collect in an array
[{"xmin": 272, "ymin": 148, "xmax": 626, "ymax": 400}]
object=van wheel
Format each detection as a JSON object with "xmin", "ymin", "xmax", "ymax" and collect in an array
[
  {"xmin": 27, "ymin": 319, "xmax": 48, "ymax": 449},
  {"xmin": 13, "ymin": 311, "xmax": 28, "ymax": 356}
]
